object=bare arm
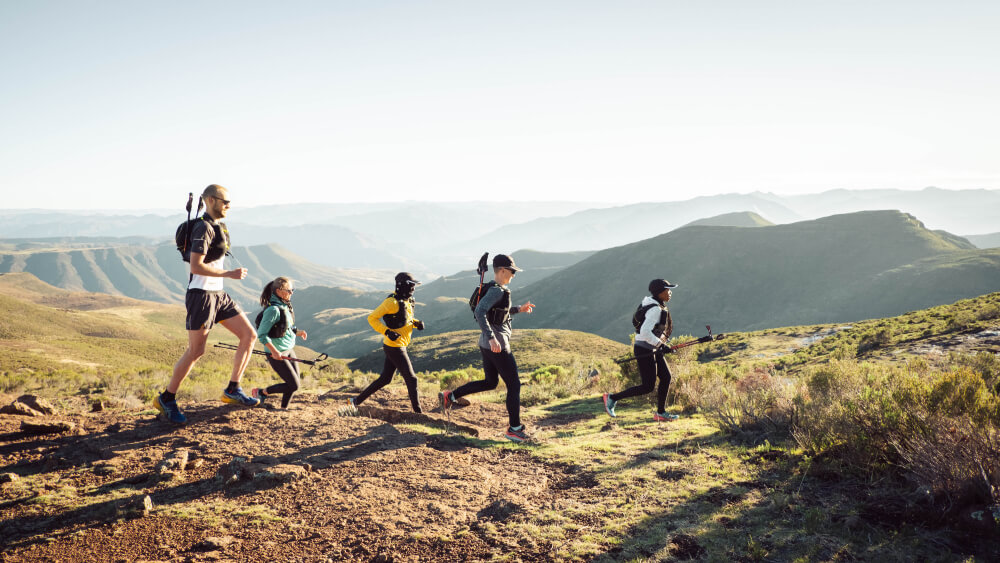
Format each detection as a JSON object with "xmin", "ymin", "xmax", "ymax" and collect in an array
[{"xmin": 190, "ymin": 252, "xmax": 246, "ymax": 279}]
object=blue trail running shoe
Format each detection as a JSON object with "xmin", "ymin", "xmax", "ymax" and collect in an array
[
  {"xmin": 602, "ymin": 393, "xmax": 617, "ymax": 417},
  {"xmin": 654, "ymin": 411, "xmax": 680, "ymax": 422},
  {"xmin": 153, "ymin": 393, "xmax": 187, "ymax": 424},
  {"xmin": 221, "ymin": 387, "xmax": 260, "ymax": 407}
]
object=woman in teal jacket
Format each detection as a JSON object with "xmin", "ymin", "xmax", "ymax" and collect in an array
[{"xmin": 252, "ymin": 276, "xmax": 308, "ymax": 408}]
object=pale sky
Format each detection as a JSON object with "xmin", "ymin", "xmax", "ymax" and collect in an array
[{"xmin": 1, "ymin": 1, "xmax": 998, "ymax": 209}]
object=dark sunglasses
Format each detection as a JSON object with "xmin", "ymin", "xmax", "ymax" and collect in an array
[{"xmin": 211, "ymin": 195, "xmax": 232, "ymax": 205}]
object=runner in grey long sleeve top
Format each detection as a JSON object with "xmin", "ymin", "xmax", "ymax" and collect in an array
[{"xmin": 440, "ymin": 254, "xmax": 535, "ymax": 443}]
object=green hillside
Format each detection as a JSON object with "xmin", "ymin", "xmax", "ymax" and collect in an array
[
  {"xmin": 0, "ymin": 242, "xmax": 390, "ymax": 310},
  {"xmin": 0, "ymin": 273, "xmax": 329, "ymax": 404},
  {"xmin": 294, "ymin": 249, "xmax": 595, "ymax": 358},
  {"xmin": 347, "ymin": 329, "xmax": 630, "ymax": 373},
  {"xmin": 511, "ymin": 210, "xmax": 1000, "ymax": 342},
  {"xmin": 682, "ymin": 211, "xmax": 773, "ymax": 228}
]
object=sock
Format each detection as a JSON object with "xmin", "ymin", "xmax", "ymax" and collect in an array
[
  {"xmin": 510, "ymin": 425, "xmax": 524, "ymax": 432},
  {"xmin": 161, "ymin": 390, "xmax": 176, "ymax": 402},
  {"xmin": 225, "ymin": 381, "xmax": 238, "ymax": 393}
]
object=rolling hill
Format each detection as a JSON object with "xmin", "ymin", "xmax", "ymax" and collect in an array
[
  {"xmin": 449, "ymin": 193, "xmax": 802, "ymax": 254},
  {"xmin": 0, "ymin": 243, "xmax": 392, "ymax": 310},
  {"xmin": 966, "ymin": 232, "xmax": 1000, "ymax": 249},
  {"xmin": 293, "ymin": 210, "xmax": 1000, "ymax": 356},
  {"xmin": 511, "ymin": 210, "xmax": 999, "ymax": 341},
  {"xmin": 346, "ymin": 329, "xmax": 630, "ymax": 373},
  {"xmin": 293, "ymin": 249, "xmax": 596, "ymax": 358}
]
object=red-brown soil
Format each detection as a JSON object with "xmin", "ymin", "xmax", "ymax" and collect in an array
[{"xmin": 0, "ymin": 392, "xmax": 582, "ymax": 562}]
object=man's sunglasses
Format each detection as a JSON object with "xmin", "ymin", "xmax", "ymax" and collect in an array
[{"xmin": 210, "ymin": 196, "xmax": 231, "ymax": 205}]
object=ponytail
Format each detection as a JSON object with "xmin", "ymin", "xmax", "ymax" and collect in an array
[{"xmin": 259, "ymin": 276, "xmax": 295, "ymax": 320}]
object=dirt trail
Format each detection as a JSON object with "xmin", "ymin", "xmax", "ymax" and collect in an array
[{"xmin": 0, "ymin": 392, "xmax": 582, "ymax": 562}]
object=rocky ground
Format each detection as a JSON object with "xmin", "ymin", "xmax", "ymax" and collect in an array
[{"xmin": 0, "ymin": 392, "xmax": 582, "ymax": 562}]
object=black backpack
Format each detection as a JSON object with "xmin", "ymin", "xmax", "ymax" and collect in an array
[
  {"xmin": 255, "ymin": 305, "xmax": 289, "ymax": 339},
  {"xmin": 175, "ymin": 216, "xmax": 228, "ymax": 263},
  {"xmin": 469, "ymin": 281, "xmax": 510, "ymax": 325},
  {"xmin": 382, "ymin": 294, "xmax": 411, "ymax": 330},
  {"xmin": 632, "ymin": 302, "xmax": 672, "ymax": 339}
]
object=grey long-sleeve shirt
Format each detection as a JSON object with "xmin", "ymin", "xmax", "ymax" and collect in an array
[{"xmin": 474, "ymin": 284, "xmax": 522, "ymax": 352}]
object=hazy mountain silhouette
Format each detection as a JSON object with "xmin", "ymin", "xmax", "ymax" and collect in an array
[
  {"xmin": 966, "ymin": 232, "xmax": 1000, "ymax": 249},
  {"xmin": 681, "ymin": 211, "xmax": 774, "ymax": 228},
  {"xmin": 0, "ymin": 243, "xmax": 390, "ymax": 309},
  {"xmin": 511, "ymin": 210, "xmax": 997, "ymax": 340}
]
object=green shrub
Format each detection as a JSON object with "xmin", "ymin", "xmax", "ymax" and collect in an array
[
  {"xmin": 437, "ymin": 367, "xmax": 484, "ymax": 390},
  {"xmin": 927, "ymin": 367, "xmax": 1000, "ymax": 426},
  {"xmin": 695, "ymin": 364, "xmax": 797, "ymax": 442}
]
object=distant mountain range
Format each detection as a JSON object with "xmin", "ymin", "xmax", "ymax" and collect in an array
[
  {"xmin": 513, "ymin": 210, "xmax": 999, "ymax": 340},
  {"xmin": 0, "ymin": 243, "xmax": 392, "ymax": 310},
  {"xmin": 966, "ymin": 233, "xmax": 1000, "ymax": 249},
  {"xmin": 294, "ymin": 210, "xmax": 1000, "ymax": 357},
  {"xmin": 3, "ymin": 188, "xmax": 997, "ymax": 273}
]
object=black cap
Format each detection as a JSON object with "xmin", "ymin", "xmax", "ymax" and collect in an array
[
  {"xmin": 395, "ymin": 272, "xmax": 420, "ymax": 286},
  {"xmin": 493, "ymin": 254, "xmax": 522, "ymax": 272},
  {"xmin": 648, "ymin": 279, "xmax": 678, "ymax": 294}
]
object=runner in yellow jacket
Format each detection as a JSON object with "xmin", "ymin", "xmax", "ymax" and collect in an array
[{"xmin": 349, "ymin": 272, "xmax": 425, "ymax": 412}]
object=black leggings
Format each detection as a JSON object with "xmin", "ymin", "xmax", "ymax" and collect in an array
[
  {"xmin": 265, "ymin": 349, "xmax": 301, "ymax": 409},
  {"xmin": 452, "ymin": 347, "xmax": 521, "ymax": 428},
  {"xmin": 355, "ymin": 345, "xmax": 421, "ymax": 412},
  {"xmin": 611, "ymin": 344, "xmax": 672, "ymax": 412}
]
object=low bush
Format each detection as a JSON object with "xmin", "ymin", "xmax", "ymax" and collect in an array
[{"xmin": 692, "ymin": 364, "xmax": 797, "ymax": 442}]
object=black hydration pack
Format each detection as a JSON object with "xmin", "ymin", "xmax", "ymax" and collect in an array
[
  {"xmin": 255, "ymin": 305, "xmax": 290, "ymax": 339},
  {"xmin": 632, "ymin": 302, "xmax": 672, "ymax": 340},
  {"xmin": 382, "ymin": 293, "xmax": 412, "ymax": 330},
  {"xmin": 469, "ymin": 281, "xmax": 511, "ymax": 325},
  {"xmin": 175, "ymin": 216, "xmax": 229, "ymax": 263}
]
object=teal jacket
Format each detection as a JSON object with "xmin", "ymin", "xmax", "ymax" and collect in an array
[{"xmin": 257, "ymin": 295, "xmax": 296, "ymax": 352}]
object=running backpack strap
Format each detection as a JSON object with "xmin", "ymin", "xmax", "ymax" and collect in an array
[
  {"xmin": 382, "ymin": 293, "xmax": 410, "ymax": 330},
  {"xmin": 632, "ymin": 303, "xmax": 658, "ymax": 333}
]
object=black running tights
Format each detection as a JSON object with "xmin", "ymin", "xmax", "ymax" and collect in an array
[
  {"xmin": 610, "ymin": 344, "xmax": 672, "ymax": 412},
  {"xmin": 355, "ymin": 345, "xmax": 421, "ymax": 412},
  {"xmin": 265, "ymin": 349, "xmax": 301, "ymax": 408},
  {"xmin": 452, "ymin": 347, "xmax": 521, "ymax": 428}
]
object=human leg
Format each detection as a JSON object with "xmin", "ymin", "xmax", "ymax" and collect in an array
[
  {"xmin": 451, "ymin": 348, "xmax": 501, "ymax": 399},
  {"xmin": 218, "ymin": 311, "xmax": 255, "ymax": 384},
  {"xmin": 384, "ymin": 346, "xmax": 421, "ymax": 412},
  {"xmin": 264, "ymin": 350, "xmax": 301, "ymax": 408},
  {"xmin": 655, "ymin": 353, "xmax": 672, "ymax": 413},
  {"xmin": 609, "ymin": 346, "xmax": 657, "ymax": 403},
  {"xmin": 489, "ymin": 349, "xmax": 521, "ymax": 429},
  {"xmin": 354, "ymin": 346, "xmax": 397, "ymax": 405},
  {"xmin": 168, "ymin": 328, "xmax": 210, "ymax": 394}
]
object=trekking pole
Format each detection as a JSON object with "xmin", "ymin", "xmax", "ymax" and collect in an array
[
  {"xmin": 475, "ymin": 252, "xmax": 489, "ymax": 306},
  {"xmin": 613, "ymin": 325, "xmax": 725, "ymax": 365},
  {"xmin": 213, "ymin": 343, "xmax": 328, "ymax": 366}
]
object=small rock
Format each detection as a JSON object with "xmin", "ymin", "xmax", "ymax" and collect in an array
[
  {"xmin": 91, "ymin": 400, "xmax": 104, "ymax": 412},
  {"xmin": 105, "ymin": 422, "xmax": 123, "ymax": 433},
  {"xmin": 157, "ymin": 449, "xmax": 190, "ymax": 475},
  {"xmin": 16, "ymin": 395, "xmax": 56, "ymax": 415},
  {"xmin": 119, "ymin": 494, "xmax": 154, "ymax": 519},
  {"xmin": 253, "ymin": 463, "xmax": 306, "ymax": 483},
  {"xmin": 0, "ymin": 472, "xmax": 19, "ymax": 483},
  {"xmin": 1, "ymin": 401, "xmax": 42, "ymax": 417},
  {"xmin": 186, "ymin": 459, "xmax": 204, "ymax": 471},
  {"xmin": 193, "ymin": 535, "xmax": 234, "ymax": 551},
  {"xmin": 20, "ymin": 420, "xmax": 75, "ymax": 435},
  {"xmin": 93, "ymin": 463, "xmax": 118, "ymax": 476},
  {"xmin": 124, "ymin": 474, "xmax": 149, "ymax": 485}
]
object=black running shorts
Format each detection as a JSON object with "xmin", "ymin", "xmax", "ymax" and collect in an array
[{"xmin": 185, "ymin": 289, "xmax": 242, "ymax": 331}]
